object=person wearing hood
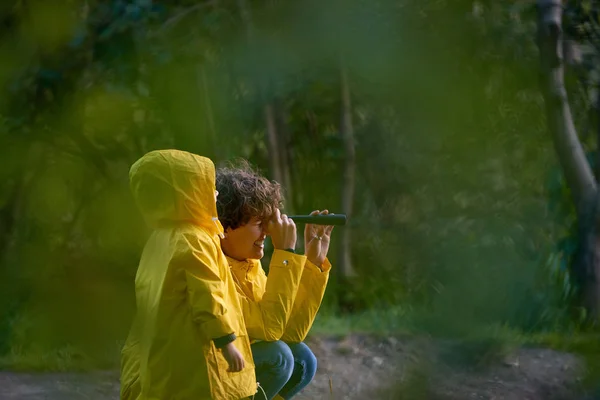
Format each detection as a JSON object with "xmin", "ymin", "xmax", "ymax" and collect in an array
[
  {"xmin": 120, "ymin": 149, "xmax": 257, "ymax": 400},
  {"xmin": 216, "ymin": 161, "xmax": 334, "ymax": 400}
]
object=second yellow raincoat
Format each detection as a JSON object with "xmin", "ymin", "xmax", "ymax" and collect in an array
[
  {"xmin": 227, "ymin": 254, "xmax": 332, "ymax": 344},
  {"xmin": 120, "ymin": 149, "xmax": 257, "ymax": 400}
]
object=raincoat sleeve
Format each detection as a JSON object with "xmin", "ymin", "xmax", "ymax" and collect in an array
[
  {"xmin": 240, "ymin": 250, "xmax": 305, "ymax": 341},
  {"xmin": 182, "ymin": 238, "xmax": 238, "ymax": 340},
  {"xmin": 281, "ymin": 258, "xmax": 331, "ymax": 343}
]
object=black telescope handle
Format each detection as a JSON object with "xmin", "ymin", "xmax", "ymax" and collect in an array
[{"xmin": 288, "ymin": 214, "xmax": 347, "ymax": 226}]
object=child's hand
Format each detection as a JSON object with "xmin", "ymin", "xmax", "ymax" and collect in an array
[
  {"xmin": 222, "ymin": 342, "xmax": 245, "ymax": 372},
  {"xmin": 268, "ymin": 208, "xmax": 297, "ymax": 251},
  {"xmin": 304, "ymin": 209, "xmax": 334, "ymax": 267}
]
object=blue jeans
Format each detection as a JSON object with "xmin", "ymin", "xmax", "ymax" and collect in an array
[{"xmin": 251, "ymin": 341, "xmax": 317, "ymax": 400}]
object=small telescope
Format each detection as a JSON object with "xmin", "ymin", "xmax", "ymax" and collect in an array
[{"xmin": 288, "ymin": 214, "xmax": 347, "ymax": 226}]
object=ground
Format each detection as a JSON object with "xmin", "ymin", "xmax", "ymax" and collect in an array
[{"xmin": 0, "ymin": 334, "xmax": 590, "ymax": 400}]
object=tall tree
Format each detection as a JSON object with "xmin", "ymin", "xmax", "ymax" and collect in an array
[
  {"xmin": 236, "ymin": 0, "xmax": 293, "ymax": 208},
  {"xmin": 338, "ymin": 62, "xmax": 356, "ymax": 278},
  {"xmin": 536, "ymin": 0, "xmax": 600, "ymax": 321}
]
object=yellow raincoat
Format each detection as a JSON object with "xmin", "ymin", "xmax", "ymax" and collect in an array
[
  {"xmin": 281, "ymin": 259, "xmax": 331, "ymax": 343},
  {"xmin": 227, "ymin": 254, "xmax": 331, "ymax": 343},
  {"xmin": 120, "ymin": 149, "xmax": 257, "ymax": 400}
]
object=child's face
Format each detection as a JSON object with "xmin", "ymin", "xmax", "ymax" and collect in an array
[{"xmin": 221, "ymin": 217, "xmax": 267, "ymax": 261}]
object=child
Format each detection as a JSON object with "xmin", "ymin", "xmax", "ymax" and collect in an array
[
  {"xmin": 216, "ymin": 161, "xmax": 334, "ymax": 400},
  {"xmin": 120, "ymin": 149, "xmax": 257, "ymax": 400}
]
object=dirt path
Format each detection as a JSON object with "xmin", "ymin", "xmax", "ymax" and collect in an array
[
  {"xmin": 0, "ymin": 334, "xmax": 589, "ymax": 400},
  {"xmin": 298, "ymin": 335, "xmax": 585, "ymax": 399}
]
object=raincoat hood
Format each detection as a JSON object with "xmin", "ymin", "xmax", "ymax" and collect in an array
[{"xmin": 129, "ymin": 149, "xmax": 223, "ymax": 235}]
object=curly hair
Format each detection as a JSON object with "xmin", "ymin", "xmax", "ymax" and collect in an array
[{"xmin": 216, "ymin": 160, "xmax": 283, "ymax": 230}]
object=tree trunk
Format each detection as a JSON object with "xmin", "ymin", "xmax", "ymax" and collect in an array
[
  {"xmin": 536, "ymin": 0, "xmax": 596, "ymax": 208},
  {"xmin": 596, "ymin": 88, "xmax": 600, "ymax": 180},
  {"xmin": 274, "ymin": 99, "xmax": 295, "ymax": 214},
  {"xmin": 197, "ymin": 66, "xmax": 219, "ymax": 160},
  {"xmin": 537, "ymin": 0, "xmax": 600, "ymax": 321},
  {"xmin": 572, "ymin": 194, "xmax": 600, "ymax": 323},
  {"xmin": 264, "ymin": 102, "xmax": 284, "ymax": 185},
  {"xmin": 237, "ymin": 0, "xmax": 294, "ymax": 208},
  {"xmin": 338, "ymin": 63, "xmax": 356, "ymax": 279}
]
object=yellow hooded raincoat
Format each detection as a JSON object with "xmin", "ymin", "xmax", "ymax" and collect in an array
[
  {"xmin": 120, "ymin": 149, "xmax": 256, "ymax": 400},
  {"xmin": 227, "ymin": 253, "xmax": 331, "ymax": 344}
]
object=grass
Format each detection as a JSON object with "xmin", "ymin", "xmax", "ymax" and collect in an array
[
  {"xmin": 311, "ymin": 306, "xmax": 600, "ymax": 374},
  {"xmin": 4, "ymin": 305, "xmax": 600, "ymax": 377},
  {"xmin": 0, "ymin": 343, "xmax": 121, "ymax": 372},
  {"xmin": 0, "ymin": 308, "xmax": 123, "ymax": 372},
  {"xmin": 310, "ymin": 305, "xmax": 413, "ymax": 337}
]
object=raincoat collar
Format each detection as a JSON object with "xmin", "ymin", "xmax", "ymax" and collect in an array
[{"xmin": 226, "ymin": 255, "xmax": 261, "ymax": 277}]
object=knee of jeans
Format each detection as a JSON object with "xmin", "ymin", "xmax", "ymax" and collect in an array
[
  {"xmin": 301, "ymin": 346, "xmax": 318, "ymax": 380},
  {"xmin": 289, "ymin": 343, "xmax": 318, "ymax": 380},
  {"xmin": 273, "ymin": 341, "xmax": 295, "ymax": 373}
]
